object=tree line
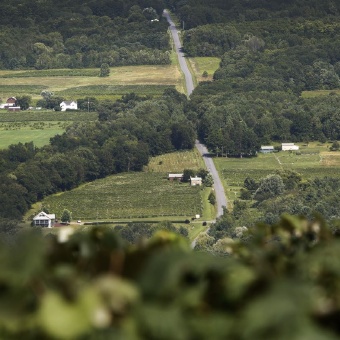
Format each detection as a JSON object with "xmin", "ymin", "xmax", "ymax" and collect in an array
[{"xmin": 166, "ymin": 0, "xmax": 340, "ymax": 29}]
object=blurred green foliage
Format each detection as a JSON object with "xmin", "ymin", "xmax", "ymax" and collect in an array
[{"xmin": 1, "ymin": 216, "xmax": 340, "ymax": 339}]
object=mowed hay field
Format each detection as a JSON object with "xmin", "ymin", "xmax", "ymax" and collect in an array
[
  {"xmin": 0, "ymin": 122, "xmax": 66, "ymax": 148},
  {"xmin": 0, "ymin": 64, "xmax": 182, "ymax": 102},
  {"xmin": 0, "ymin": 111, "xmax": 96, "ymax": 149},
  {"xmin": 214, "ymin": 142, "xmax": 340, "ymax": 202},
  {"xmin": 35, "ymin": 172, "xmax": 202, "ymax": 221}
]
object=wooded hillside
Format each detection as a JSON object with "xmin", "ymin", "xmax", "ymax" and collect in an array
[{"xmin": 0, "ymin": 0, "xmax": 170, "ymax": 69}]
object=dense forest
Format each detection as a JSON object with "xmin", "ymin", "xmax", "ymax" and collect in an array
[{"xmin": 0, "ymin": 0, "xmax": 170, "ymax": 69}]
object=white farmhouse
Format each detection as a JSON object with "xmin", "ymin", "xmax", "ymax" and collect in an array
[
  {"xmin": 281, "ymin": 143, "xmax": 299, "ymax": 151},
  {"xmin": 60, "ymin": 100, "xmax": 78, "ymax": 111},
  {"xmin": 33, "ymin": 211, "xmax": 56, "ymax": 228}
]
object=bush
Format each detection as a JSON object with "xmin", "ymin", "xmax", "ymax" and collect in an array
[{"xmin": 208, "ymin": 190, "xmax": 216, "ymax": 205}]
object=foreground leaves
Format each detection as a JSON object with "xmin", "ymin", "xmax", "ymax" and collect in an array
[{"xmin": 1, "ymin": 217, "xmax": 340, "ymax": 338}]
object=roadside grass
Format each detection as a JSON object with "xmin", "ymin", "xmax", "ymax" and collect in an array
[
  {"xmin": 214, "ymin": 142, "xmax": 338, "ymax": 202},
  {"xmin": 201, "ymin": 187, "xmax": 217, "ymax": 221},
  {"xmin": 0, "ymin": 64, "xmax": 182, "ymax": 101},
  {"xmin": 29, "ymin": 172, "xmax": 202, "ymax": 221},
  {"xmin": 187, "ymin": 222, "xmax": 209, "ymax": 241},
  {"xmin": 188, "ymin": 57, "xmax": 220, "ymax": 82},
  {"xmin": 169, "ymin": 46, "xmax": 186, "ymax": 94}
]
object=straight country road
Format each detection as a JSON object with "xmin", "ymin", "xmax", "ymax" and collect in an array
[
  {"xmin": 163, "ymin": 10, "xmax": 228, "ymax": 222},
  {"xmin": 163, "ymin": 10, "xmax": 195, "ymax": 96},
  {"xmin": 195, "ymin": 141, "xmax": 227, "ymax": 217}
]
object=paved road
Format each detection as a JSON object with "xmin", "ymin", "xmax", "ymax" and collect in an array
[
  {"xmin": 195, "ymin": 140, "xmax": 227, "ymax": 217},
  {"xmin": 163, "ymin": 11, "xmax": 227, "ymax": 246},
  {"xmin": 163, "ymin": 10, "xmax": 195, "ymax": 96}
]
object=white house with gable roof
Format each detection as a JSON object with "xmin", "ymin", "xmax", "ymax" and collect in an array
[
  {"xmin": 33, "ymin": 211, "xmax": 56, "ymax": 228},
  {"xmin": 60, "ymin": 100, "xmax": 77, "ymax": 111}
]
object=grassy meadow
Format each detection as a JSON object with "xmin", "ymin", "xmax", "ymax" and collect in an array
[
  {"xmin": 0, "ymin": 111, "xmax": 96, "ymax": 149},
  {"xmin": 0, "ymin": 122, "xmax": 65, "ymax": 148},
  {"xmin": 0, "ymin": 64, "xmax": 181, "ymax": 102},
  {"xmin": 188, "ymin": 57, "xmax": 220, "ymax": 82},
  {"xmin": 214, "ymin": 142, "xmax": 340, "ymax": 202}
]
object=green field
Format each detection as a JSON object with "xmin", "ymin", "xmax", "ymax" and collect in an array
[
  {"xmin": 145, "ymin": 148, "xmax": 205, "ymax": 172},
  {"xmin": 33, "ymin": 172, "xmax": 202, "ymax": 221},
  {"xmin": 0, "ymin": 111, "xmax": 97, "ymax": 149},
  {"xmin": 0, "ymin": 122, "xmax": 66, "ymax": 148},
  {"xmin": 214, "ymin": 142, "xmax": 340, "ymax": 202},
  {"xmin": 189, "ymin": 57, "xmax": 220, "ymax": 82}
]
